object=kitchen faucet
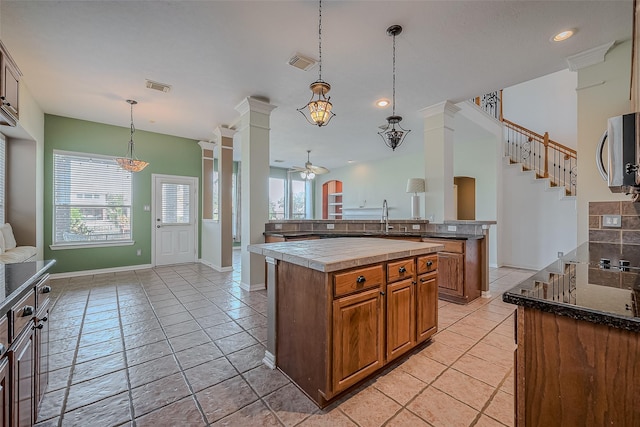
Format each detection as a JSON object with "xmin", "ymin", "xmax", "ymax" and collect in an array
[{"xmin": 381, "ymin": 199, "xmax": 392, "ymax": 233}]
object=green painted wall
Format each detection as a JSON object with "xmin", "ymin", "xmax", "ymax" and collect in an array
[{"xmin": 44, "ymin": 114, "xmax": 202, "ymax": 273}]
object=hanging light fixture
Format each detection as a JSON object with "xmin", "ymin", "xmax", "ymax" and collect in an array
[
  {"xmin": 297, "ymin": 0, "xmax": 335, "ymax": 127},
  {"xmin": 378, "ymin": 25, "xmax": 410, "ymax": 151},
  {"xmin": 115, "ymin": 99, "xmax": 149, "ymax": 172}
]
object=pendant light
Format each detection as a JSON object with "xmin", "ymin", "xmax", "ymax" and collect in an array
[
  {"xmin": 297, "ymin": 0, "xmax": 335, "ymax": 127},
  {"xmin": 378, "ymin": 25, "xmax": 410, "ymax": 151},
  {"xmin": 115, "ymin": 99, "xmax": 149, "ymax": 172}
]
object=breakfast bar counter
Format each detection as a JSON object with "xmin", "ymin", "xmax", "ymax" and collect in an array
[
  {"xmin": 503, "ymin": 243, "xmax": 640, "ymax": 425},
  {"xmin": 248, "ymin": 238, "xmax": 443, "ymax": 407}
]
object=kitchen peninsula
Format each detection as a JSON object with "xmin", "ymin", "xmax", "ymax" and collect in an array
[
  {"xmin": 503, "ymin": 243, "xmax": 640, "ymax": 425},
  {"xmin": 248, "ymin": 238, "xmax": 443, "ymax": 407}
]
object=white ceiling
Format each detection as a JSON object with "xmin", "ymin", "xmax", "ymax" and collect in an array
[{"xmin": 0, "ymin": 0, "xmax": 633, "ymax": 171}]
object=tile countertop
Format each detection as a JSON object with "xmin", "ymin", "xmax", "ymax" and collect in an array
[
  {"xmin": 502, "ymin": 242, "xmax": 640, "ymax": 332},
  {"xmin": 0, "ymin": 259, "xmax": 56, "ymax": 318},
  {"xmin": 248, "ymin": 237, "xmax": 444, "ymax": 273}
]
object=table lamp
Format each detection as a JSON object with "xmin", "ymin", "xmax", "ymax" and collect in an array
[{"xmin": 406, "ymin": 178, "xmax": 426, "ymax": 219}]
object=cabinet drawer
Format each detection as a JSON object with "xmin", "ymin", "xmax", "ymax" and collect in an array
[
  {"xmin": 0, "ymin": 316, "xmax": 7, "ymax": 355},
  {"xmin": 387, "ymin": 258, "xmax": 415, "ymax": 283},
  {"xmin": 417, "ymin": 255, "xmax": 438, "ymax": 274},
  {"xmin": 423, "ymin": 238, "xmax": 464, "ymax": 253},
  {"xmin": 36, "ymin": 277, "xmax": 52, "ymax": 310},
  {"xmin": 334, "ymin": 265, "xmax": 383, "ymax": 297},
  {"xmin": 11, "ymin": 291, "xmax": 35, "ymax": 340}
]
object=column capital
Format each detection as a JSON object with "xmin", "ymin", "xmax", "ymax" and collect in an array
[
  {"xmin": 198, "ymin": 140, "xmax": 215, "ymax": 151},
  {"xmin": 419, "ymin": 100, "xmax": 461, "ymax": 119},
  {"xmin": 235, "ymin": 97, "xmax": 277, "ymax": 116},
  {"xmin": 213, "ymin": 126, "xmax": 237, "ymax": 140}
]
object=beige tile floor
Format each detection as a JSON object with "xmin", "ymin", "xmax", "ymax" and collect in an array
[{"xmin": 34, "ymin": 251, "xmax": 534, "ymax": 427}]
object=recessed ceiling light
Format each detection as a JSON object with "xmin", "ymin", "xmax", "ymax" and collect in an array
[
  {"xmin": 347, "ymin": 160, "xmax": 355, "ymax": 164},
  {"xmin": 552, "ymin": 29, "xmax": 575, "ymax": 42},
  {"xmin": 376, "ymin": 99, "xmax": 390, "ymax": 108}
]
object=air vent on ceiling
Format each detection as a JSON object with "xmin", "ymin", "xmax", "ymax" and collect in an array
[
  {"xmin": 287, "ymin": 53, "xmax": 317, "ymax": 71},
  {"xmin": 145, "ymin": 79, "xmax": 172, "ymax": 93}
]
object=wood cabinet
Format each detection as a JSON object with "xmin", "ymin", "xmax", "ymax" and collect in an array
[
  {"xmin": 0, "ymin": 40, "xmax": 20, "ymax": 127},
  {"xmin": 386, "ymin": 278, "xmax": 415, "ymax": 361},
  {"xmin": 332, "ymin": 288, "xmax": 384, "ymax": 393},
  {"xmin": 423, "ymin": 238, "xmax": 482, "ymax": 304},
  {"xmin": 0, "ymin": 275, "xmax": 51, "ymax": 427},
  {"xmin": 0, "ymin": 359, "xmax": 9, "ymax": 427},
  {"xmin": 514, "ymin": 306, "xmax": 640, "ymax": 425},
  {"xmin": 10, "ymin": 327, "xmax": 33, "ymax": 427},
  {"xmin": 274, "ymin": 254, "xmax": 438, "ymax": 407}
]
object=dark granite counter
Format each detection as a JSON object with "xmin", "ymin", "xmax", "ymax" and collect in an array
[
  {"xmin": 264, "ymin": 231, "xmax": 484, "ymax": 240},
  {"xmin": 503, "ymin": 242, "xmax": 640, "ymax": 332},
  {"xmin": 0, "ymin": 260, "xmax": 56, "ymax": 318}
]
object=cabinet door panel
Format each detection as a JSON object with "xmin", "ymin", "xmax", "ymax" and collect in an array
[
  {"xmin": 11, "ymin": 327, "xmax": 34, "ymax": 427},
  {"xmin": 386, "ymin": 279, "xmax": 415, "ymax": 361},
  {"xmin": 438, "ymin": 252, "xmax": 464, "ymax": 296},
  {"xmin": 35, "ymin": 302, "xmax": 50, "ymax": 413},
  {"xmin": 0, "ymin": 359, "xmax": 8, "ymax": 427},
  {"xmin": 416, "ymin": 273, "xmax": 438, "ymax": 343},
  {"xmin": 332, "ymin": 288, "xmax": 383, "ymax": 393}
]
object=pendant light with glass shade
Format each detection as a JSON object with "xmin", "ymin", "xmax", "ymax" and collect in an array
[
  {"xmin": 115, "ymin": 99, "xmax": 149, "ymax": 172},
  {"xmin": 297, "ymin": 0, "xmax": 335, "ymax": 127},
  {"xmin": 378, "ymin": 25, "xmax": 410, "ymax": 151}
]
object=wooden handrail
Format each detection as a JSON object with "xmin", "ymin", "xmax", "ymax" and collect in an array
[{"xmin": 502, "ymin": 118, "xmax": 577, "ymax": 156}]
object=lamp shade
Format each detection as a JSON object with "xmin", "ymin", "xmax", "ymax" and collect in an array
[{"xmin": 406, "ymin": 178, "xmax": 425, "ymax": 193}]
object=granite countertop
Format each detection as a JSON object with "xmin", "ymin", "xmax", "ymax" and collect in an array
[
  {"xmin": 0, "ymin": 260, "xmax": 56, "ymax": 318},
  {"xmin": 248, "ymin": 237, "xmax": 444, "ymax": 272},
  {"xmin": 264, "ymin": 231, "xmax": 484, "ymax": 240},
  {"xmin": 503, "ymin": 242, "xmax": 640, "ymax": 332}
]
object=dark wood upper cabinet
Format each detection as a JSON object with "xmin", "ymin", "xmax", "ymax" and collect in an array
[{"xmin": 0, "ymin": 40, "xmax": 21, "ymax": 127}]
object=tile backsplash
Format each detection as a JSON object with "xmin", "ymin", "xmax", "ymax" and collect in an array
[{"xmin": 589, "ymin": 201, "xmax": 640, "ymax": 244}]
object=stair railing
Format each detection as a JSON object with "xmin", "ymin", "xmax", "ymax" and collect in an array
[{"xmin": 502, "ymin": 119, "xmax": 577, "ymax": 196}]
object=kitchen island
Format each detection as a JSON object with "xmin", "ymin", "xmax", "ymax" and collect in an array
[
  {"xmin": 263, "ymin": 218, "xmax": 495, "ymax": 304},
  {"xmin": 248, "ymin": 238, "xmax": 443, "ymax": 407},
  {"xmin": 503, "ymin": 243, "xmax": 640, "ymax": 425}
]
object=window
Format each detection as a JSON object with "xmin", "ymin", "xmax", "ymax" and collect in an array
[
  {"xmin": 53, "ymin": 151, "xmax": 133, "ymax": 246},
  {"xmin": 161, "ymin": 183, "xmax": 190, "ymax": 224},
  {"xmin": 269, "ymin": 178, "xmax": 285, "ymax": 219},
  {"xmin": 291, "ymin": 179, "xmax": 307, "ymax": 219}
]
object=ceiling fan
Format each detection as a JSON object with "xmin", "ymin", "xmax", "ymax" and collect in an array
[{"xmin": 291, "ymin": 150, "xmax": 330, "ymax": 180}]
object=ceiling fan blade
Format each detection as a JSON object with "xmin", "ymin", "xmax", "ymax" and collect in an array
[
  {"xmin": 290, "ymin": 166, "xmax": 306, "ymax": 172},
  {"xmin": 309, "ymin": 165, "xmax": 330, "ymax": 174}
]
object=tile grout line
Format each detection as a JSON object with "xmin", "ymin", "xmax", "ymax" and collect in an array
[
  {"xmin": 53, "ymin": 280, "xmax": 92, "ymax": 427},
  {"xmin": 117, "ymin": 276, "xmax": 140, "ymax": 427}
]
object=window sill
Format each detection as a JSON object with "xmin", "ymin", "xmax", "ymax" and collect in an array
[{"xmin": 49, "ymin": 241, "xmax": 135, "ymax": 251}]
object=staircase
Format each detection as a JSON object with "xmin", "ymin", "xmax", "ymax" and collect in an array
[
  {"xmin": 503, "ymin": 119, "xmax": 577, "ymax": 196},
  {"xmin": 473, "ymin": 90, "xmax": 577, "ymax": 197},
  {"xmin": 472, "ymin": 91, "xmax": 578, "ymax": 270}
]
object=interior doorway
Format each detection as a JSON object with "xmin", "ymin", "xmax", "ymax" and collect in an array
[{"xmin": 453, "ymin": 176, "xmax": 476, "ymax": 220}]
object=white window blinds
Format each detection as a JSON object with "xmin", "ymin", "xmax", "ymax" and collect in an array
[
  {"xmin": 161, "ymin": 183, "xmax": 191, "ymax": 224},
  {"xmin": 53, "ymin": 151, "xmax": 132, "ymax": 245}
]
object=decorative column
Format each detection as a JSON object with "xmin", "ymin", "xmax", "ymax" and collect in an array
[
  {"xmin": 419, "ymin": 101, "xmax": 460, "ymax": 222},
  {"xmin": 199, "ymin": 127, "xmax": 235, "ymax": 271},
  {"xmin": 235, "ymin": 97, "xmax": 277, "ymax": 291}
]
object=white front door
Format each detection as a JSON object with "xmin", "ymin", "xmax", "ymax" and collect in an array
[{"xmin": 153, "ymin": 174, "xmax": 198, "ymax": 266}]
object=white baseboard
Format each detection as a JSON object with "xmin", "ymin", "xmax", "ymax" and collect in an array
[
  {"xmin": 49, "ymin": 263, "xmax": 154, "ymax": 279},
  {"xmin": 263, "ymin": 351, "xmax": 276, "ymax": 369},
  {"xmin": 198, "ymin": 258, "xmax": 233, "ymax": 272},
  {"xmin": 240, "ymin": 281, "xmax": 266, "ymax": 291}
]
